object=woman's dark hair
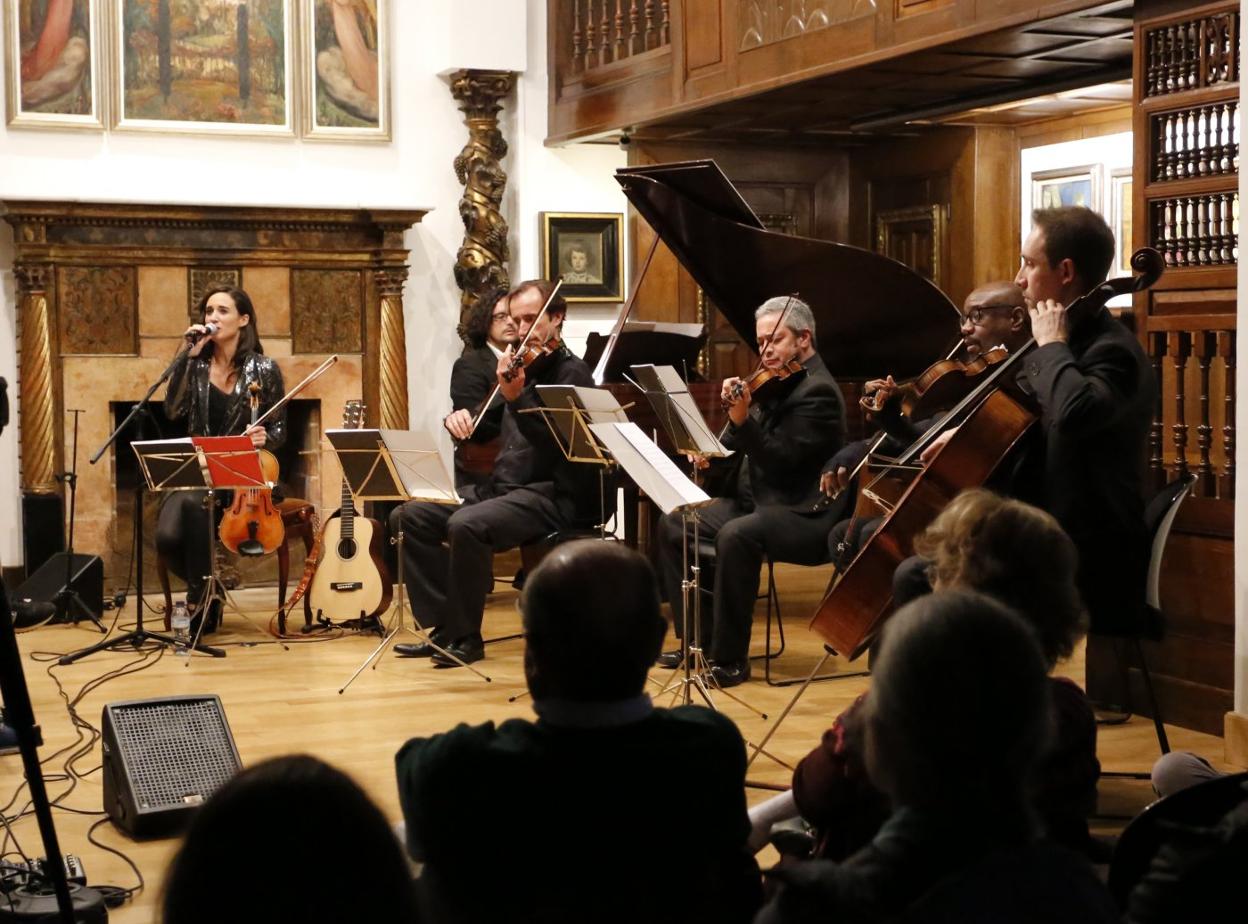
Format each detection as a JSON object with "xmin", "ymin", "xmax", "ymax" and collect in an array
[
  {"xmin": 162, "ymin": 755, "xmax": 420, "ymax": 924},
  {"xmin": 462, "ymin": 286, "xmax": 509, "ymax": 349},
  {"xmin": 195, "ymin": 284, "xmax": 264, "ymax": 365}
]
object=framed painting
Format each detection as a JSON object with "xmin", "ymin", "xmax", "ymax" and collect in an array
[
  {"xmin": 112, "ymin": 0, "xmax": 295, "ymax": 136},
  {"xmin": 1109, "ymin": 168, "xmax": 1134, "ymax": 278},
  {"xmin": 4, "ymin": 0, "xmax": 105, "ymax": 128},
  {"xmin": 1030, "ymin": 164, "xmax": 1101, "ymax": 213},
  {"xmin": 301, "ymin": 0, "xmax": 387, "ymax": 140},
  {"xmin": 540, "ymin": 212, "xmax": 624, "ymax": 303}
]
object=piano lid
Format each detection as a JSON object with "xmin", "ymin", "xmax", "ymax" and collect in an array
[{"xmin": 616, "ymin": 160, "xmax": 961, "ymax": 380}]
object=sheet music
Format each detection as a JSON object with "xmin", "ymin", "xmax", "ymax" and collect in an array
[
  {"xmin": 326, "ymin": 429, "xmax": 463, "ymax": 505},
  {"xmin": 630, "ymin": 364, "xmax": 732, "ymax": 458},
  {"xmin": 131, "ymin": 438, "xmax": 206, "ymax": 491},
  {"xmin": 589, "ymin": 421, "xmax": 710, "ymax": 515}
]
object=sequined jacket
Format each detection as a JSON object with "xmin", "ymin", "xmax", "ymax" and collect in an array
[{"xmin": 164, "ymin": 349, "xmax": 287, "ymax": 449}]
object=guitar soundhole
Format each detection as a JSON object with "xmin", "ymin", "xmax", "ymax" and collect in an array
[{"xmin": 337, "ymin": 538, "xmax": 358, "ymax": 560}]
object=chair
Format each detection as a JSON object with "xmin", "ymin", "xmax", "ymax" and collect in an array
[
  {"xmin": 159, "ymin": 498, "xmax": 317, "ymax": 630},
  {"xmin": 1107, "ymin": 771, "xmax": 1248, "ymax": 908},
  {"xmin": 1095, "ymin": 473, "xmax": 1197, "ymax": 774}
]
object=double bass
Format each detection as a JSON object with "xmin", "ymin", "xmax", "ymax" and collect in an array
[{"xmin": 809, "ymin": 248, "xmax": 1166, "ymax": 659}]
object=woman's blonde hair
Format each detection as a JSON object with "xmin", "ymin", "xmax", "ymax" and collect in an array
[{"xmin": 913, "ymin": 488, "xmax": 1086, "ymax": 666}]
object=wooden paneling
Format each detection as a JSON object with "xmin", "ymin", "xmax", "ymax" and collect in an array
[{"xmin": 549, "ymin": 0, "xmax": 1135, "ymax": 144}]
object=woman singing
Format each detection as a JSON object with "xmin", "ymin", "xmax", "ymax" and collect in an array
[{"xmin": 157, "ymin": 285, "xmax": 285, "ymax": 632}]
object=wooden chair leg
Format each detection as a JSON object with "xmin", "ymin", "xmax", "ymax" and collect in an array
[{"xmin": 277, "ymin": 539, "xmax": 291, "ymax": 609}]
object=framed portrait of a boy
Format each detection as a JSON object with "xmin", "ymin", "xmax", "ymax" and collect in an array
[{"xmin": 540, "ymin": 212, "xmax": 624, "ymax": 303}]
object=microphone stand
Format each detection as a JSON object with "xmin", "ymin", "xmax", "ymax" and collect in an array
[
  {"xmin": 0, "ymin": 580, "xmax": 107, "ymax": 921},
  {"xmin": 52, "ymin": 408, "xmax": 104, "ymax": 632},
  {"xmin": 58, "ymin": 348, "xmax": 198, "ymax": 665}
]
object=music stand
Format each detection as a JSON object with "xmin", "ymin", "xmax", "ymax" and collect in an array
[
  {"xmin": 327, "ymin": 428, "xmax": 491, "ymax": 692},
  {"xmin": 58, "ymin": 438, "xmax": 227, "ymax": 663}
]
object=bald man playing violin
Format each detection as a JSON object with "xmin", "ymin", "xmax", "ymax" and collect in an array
[
  {"xmin": 656, "ymin": 296, "xmax": 846, "ymax": 688},
  {"xmin": 389, "ymin": 279, "xmax": 596, "ymax": 668}
]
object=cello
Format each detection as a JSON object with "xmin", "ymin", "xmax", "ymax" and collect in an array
[
  {"xmin": 810, "ymin": 248, "xmax": 1166, "ymax": 659},
  {"xmin": 218, "ymin": 382, "xmax": 285, "ymax": 557}
]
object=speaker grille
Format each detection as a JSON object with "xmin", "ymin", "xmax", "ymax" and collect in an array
[{"xmin": 110, "ymin": 698, "xmax": 238, "ymax": 810}]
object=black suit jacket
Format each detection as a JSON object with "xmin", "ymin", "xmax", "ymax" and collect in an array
[
  {"xmin": 449, "ymin": 345, "xmax": 503, "ymax": 443},
  {"xmin": 1015, "ymin": 307, "xmax": 1155, "ymax": 635},
  {"xmin": 721, "ymin": 353, "xmax": 846, "ymax": 512}
]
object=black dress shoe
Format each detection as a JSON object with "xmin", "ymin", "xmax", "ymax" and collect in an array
[
  {"xmin": 431, "ymin": 634, "xmax": 485, "ymax": 668},
  {"xmin": 394, "ymin": 628, "xmax": 448, "ymax": 658},
  {"xmin": 709, "ymin": 660, "xmax": 750, "ymax": 688},
  {"xmin": 656, "ymin": 648, "xmax": 686, "ymax": 669}
]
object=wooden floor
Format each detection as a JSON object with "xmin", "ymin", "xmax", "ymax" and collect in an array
[{"xmin": 2, "ymin": 559, "xmax": 1238, "ymax": 923}]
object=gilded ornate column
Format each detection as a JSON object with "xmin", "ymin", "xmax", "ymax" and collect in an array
[
  {"xmin": 449, "ymin": 68, "xmax": 516, "ymax": 340},
  {"xmin": 375, "ymin": 268, "xmax": 410, "ymax": 430},
  {"xmin": 13, "ymin": 263, "xmax": 59, "ymax": 494}
]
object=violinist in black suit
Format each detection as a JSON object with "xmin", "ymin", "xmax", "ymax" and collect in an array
[
  {"xmin": 656, "ymin": 297, "xmax": 846, "ymax": 688},
  {"xmin": 447, "ymin": 286, "xmax": 516, "ymax": 488},
  {"xmin": 391, "ymin": 280, "xmax": 596, "ymax": 667}
]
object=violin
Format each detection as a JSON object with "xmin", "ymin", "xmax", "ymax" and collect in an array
[
  {"xmin": 501, "ymin": 335, "xmax": 563, "ymax": 383},
  {"xmin": 860, "ymin": 347, "xmax": 1009, "ymax": 420},
  {"xmin": 218, "ymin": 382, "xmax": 285, "ymax": 557},
  {"xmin": 723, "ymin": 359, "xmax": 807, "ymax": 407}
]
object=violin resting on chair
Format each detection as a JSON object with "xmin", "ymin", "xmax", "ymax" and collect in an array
[{"xmin": 308, "ymin": 401, "xmax": 393, "ymax": 623}]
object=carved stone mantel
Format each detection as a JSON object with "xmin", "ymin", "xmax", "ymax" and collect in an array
[
  {"xmin": 450, "ymin": 69, "xmax": 516, "ymax": 338},
  {"xmin": 1, "ymin": 200, "xmax": 427, "ymax": 570}
]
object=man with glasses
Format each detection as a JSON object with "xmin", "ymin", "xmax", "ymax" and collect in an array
[
  {"xmin": 819, "ymin": 281, "xmax": 1028, "ymax": 565},
  {"xmin": 444, "ymin": 287, "xmax": 518, "ymax": 486}
]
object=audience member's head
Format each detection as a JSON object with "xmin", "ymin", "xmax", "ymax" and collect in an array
[
  {"xmin": 521, "ymin": 540, "xmax": 666, "ymax": 703},
  {"xmin": 914, "ymin": 488, "xmax": 1086, "ymax": 668},
  {"xmin": 162, "ymin": 755, "xmax": 419, "ymax": 924},
  {"xmin": 864, "ymin": 591, "xmax": 1052, "ymax": 814}
]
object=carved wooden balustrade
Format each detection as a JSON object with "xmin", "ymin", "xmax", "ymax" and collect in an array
[
  {"xmin": 568, "ymin": 0, "xmax": 670, "ymax": 73},
  {"xmin": 1147, "ymin": 324, "xmax": 1236, "ymax": 501}
]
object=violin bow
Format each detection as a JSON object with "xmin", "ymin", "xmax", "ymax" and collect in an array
[
  {"xmin": 250, "ymin": 354, "xmax": 339, "ymax": 431},
  {"xmin": 466, "ymin": 278, "xmax": 565, "ymax": 438}
]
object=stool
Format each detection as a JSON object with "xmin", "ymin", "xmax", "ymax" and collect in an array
[{"xmin": 159, "ymin": 498, "xmax": 317, "ymax": 630}]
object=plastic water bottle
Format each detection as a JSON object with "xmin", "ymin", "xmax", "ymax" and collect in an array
[{"xmin": 171, "ymin": 601, "xmax": 191, "ymax": 656}]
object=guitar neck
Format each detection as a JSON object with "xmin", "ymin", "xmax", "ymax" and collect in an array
[{"xmin": 340, "ymin": 477, "xmax": 354, "ymax": 540}]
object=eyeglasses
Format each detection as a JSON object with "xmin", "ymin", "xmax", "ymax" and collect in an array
[{"xmin": 958, "ymin": 305, "xmax": 1015, "ymax": 328}]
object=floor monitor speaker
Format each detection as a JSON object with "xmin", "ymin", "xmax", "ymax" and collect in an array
[
  {"xmin": 101, "ymin": 695, "xmax": 241, "ymax": 839},
  {"xmin": 12, "ymin": 553, "xmax": 103, "ymax": 627}
]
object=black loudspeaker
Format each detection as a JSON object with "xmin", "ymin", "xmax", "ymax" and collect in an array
[
  {"xmin": 12, "ymin": 553, "xmax": 103, "ymax": 627},
  {"xmin": 101, "ymin": 695, "xmax": 241, "ymax": 839},
  {"xmin": 21, "ymin": 492, "xmax": 64, "ymax": 577}
]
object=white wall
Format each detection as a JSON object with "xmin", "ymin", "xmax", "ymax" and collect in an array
[{"xmin": 0, "ymin": 0, "xmax": 625, "ymax": 568}]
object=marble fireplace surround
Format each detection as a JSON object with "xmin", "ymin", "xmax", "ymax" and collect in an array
[{"xmin": 2, "ymin": 201, "xmax": 426, "ymax": 583}]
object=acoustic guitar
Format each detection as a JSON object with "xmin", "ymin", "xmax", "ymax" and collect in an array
[{"xmin": 308, "ymin": 401, "xmax": 393, "ymax": 623}]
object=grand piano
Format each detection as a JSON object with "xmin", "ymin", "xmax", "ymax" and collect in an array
[{"xmin": 592, "ymin": 159, "xmax": 962, "ymax": 546}]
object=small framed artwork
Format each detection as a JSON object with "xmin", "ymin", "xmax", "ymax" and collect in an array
[
  {"xmin": 540, "ymin": 212, "xmax": 624, "ymax": 303},
  {"xmin": 4, "ymin": 0, "xmax": 105, "ymax": 129},
  {"xmin": 1031, "ymin": 164, "xmax": 1102, "ymax": 213},
  {"xmin": 301, "ymin": 0, "xmax": 389, "ymax": 140},
  {"xmin": 1109, "ymin": 168, "xmax": 1134, "ymax": 278},
  {"xmin": 112, "ymin": 0, "xmax": 295, "ymax": 136}
]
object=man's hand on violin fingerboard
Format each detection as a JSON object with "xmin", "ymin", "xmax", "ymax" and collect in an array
[
  {"xmin": 721, "ymin": 377, "xmax": 752, "ymax": 426},
  {"xmin": 497, "ymin": 347, "xmax": 525, "ymax": 401}
]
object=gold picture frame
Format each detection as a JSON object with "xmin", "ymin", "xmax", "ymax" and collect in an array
[
  {"xmin": 300, "ymin": 0, "xmax": 389, "ymax": 141},
  {"xmin": 1030, "ymin": 164, "xmax": 1102, "ymax": 213},
  {"xmin": 1109, "ymin": 168, "xmax": 1134, "ymax": 279},
  {"xmin": 110, "ymin": 0, "xmax": 296, "ymax": 137},
  {"xmin": 875, "ymin": 204, "xmax": 946, "ymax": 288},
  {"xmin": 5, "ymin": 0, "xmax": 106, "ymax": 130},
  {"xmin": 540, "ymin": 212, "xmax": 624, "ymax": 303}
]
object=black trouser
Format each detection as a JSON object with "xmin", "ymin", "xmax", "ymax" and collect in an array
[
  {"xmin": 155, "ymin": 490, "xmax": 219, "ymax": 606},
  {"xmin": 388, "ymin": 486, "xmax": 564, "ymax": 641},
  {"xmin": 657, "ymin": 498, "xmax": 837, "ymax": 665}
]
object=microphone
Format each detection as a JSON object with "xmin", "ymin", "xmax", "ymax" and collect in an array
[{"xmin": 185, "ymin": 322, "xmax": 219, "ymax": 343}]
